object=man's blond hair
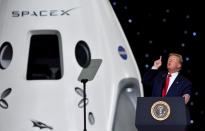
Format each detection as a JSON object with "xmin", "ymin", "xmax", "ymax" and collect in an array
[{"xmin": 169, "ymin": 53, "xmax": 183, "ymax": 65}]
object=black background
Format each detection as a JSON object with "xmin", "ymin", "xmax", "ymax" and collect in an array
[{"xmin": 110, "ymin": 0, "xmax": 204, "ymax": 130}]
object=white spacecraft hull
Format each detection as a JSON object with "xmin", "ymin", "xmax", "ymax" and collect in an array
[{"xmin": 0, "ymin": 0, "xmax": 143, "ymax": 131}]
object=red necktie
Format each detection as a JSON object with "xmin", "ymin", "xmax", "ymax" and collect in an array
[{"xmin": 162, "ymin": 74, "xmax": 171, "ymax": 97}]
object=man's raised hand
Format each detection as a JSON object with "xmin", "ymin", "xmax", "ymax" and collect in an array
[{"xmin": 153, "ymin": 56, "xmax": 162, "ymax": 69}]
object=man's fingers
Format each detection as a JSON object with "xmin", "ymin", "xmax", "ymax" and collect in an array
[
  {"xmin": 183, "ymin": 94, "xmax": 190, "ymax": 104},
  {"xmin": 159, "ymin": 56, "xmax": 162, "ymax": 60}
]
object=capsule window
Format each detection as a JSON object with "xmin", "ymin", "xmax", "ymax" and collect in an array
[
  {"xmin": 27, "ymin": 34, "xmax": 63, "ymax": 80},
  {"xmin": 0, "ymin": 42, "xmax": 13, "ymax": 69},
  {"xmin": 75, "ymin": 41, "xmax": 91, "ymax": 68}
]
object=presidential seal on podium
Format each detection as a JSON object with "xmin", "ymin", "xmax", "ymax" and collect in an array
[{"xmin": 151, "ymin": 101, "xmax": 171, "ymax": 121}]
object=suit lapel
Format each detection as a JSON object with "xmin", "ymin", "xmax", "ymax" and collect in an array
[
  {"xmin": 159, "ymin": 72, "xmax": 167, "ymax": 96},
  {"xmin": 166, "ymin": 74, "xmax": 182, "ymax": 96}
]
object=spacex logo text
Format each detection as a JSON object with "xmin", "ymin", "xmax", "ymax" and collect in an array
[{"xmin": 12, "ymin": 8, "xmax": 77, "ymax": 17}]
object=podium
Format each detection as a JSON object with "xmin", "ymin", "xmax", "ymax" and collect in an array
[{"xmin": 135, "ymin": 97, "xmax": 188, "ymax": 131}]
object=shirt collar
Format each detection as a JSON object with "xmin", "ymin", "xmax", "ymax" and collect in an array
[{"xmin": 168, "ymin": 71, "xmax": 179, "ymax": 77}]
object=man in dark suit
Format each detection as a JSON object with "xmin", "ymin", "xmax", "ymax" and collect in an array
[{"xmin": 143, "ymin": 53, "xmax": 192, "ymax": 104}]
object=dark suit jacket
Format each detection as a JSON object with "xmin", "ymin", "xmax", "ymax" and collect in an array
[{"xmin": 142, "ymin": 69, "xmax": 192, "ymax": 97}]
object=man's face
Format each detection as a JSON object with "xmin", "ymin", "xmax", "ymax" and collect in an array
[{"xmin": 167, "ymin": 55, "xmax": 181, "ymax": 71}]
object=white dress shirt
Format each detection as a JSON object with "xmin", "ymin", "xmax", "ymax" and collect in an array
[{"xmin": 166, "ymin": 72, "xmax": 179, "ymax": 94}]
